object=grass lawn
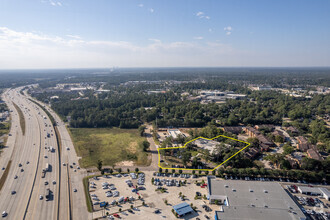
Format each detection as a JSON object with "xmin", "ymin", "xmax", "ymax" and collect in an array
[{"xmin": 69, "ymin": 127, "xmax": 149, "ymax": 168}]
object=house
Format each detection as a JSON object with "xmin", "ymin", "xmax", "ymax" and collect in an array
[
  {"xmin": 286, "ymin": 126, "xmax": 299, "ymax": 135},
  {"xmin": 296, "ymin": 136, "xmax": 310, "ymax": 152},
  {"xmin": 306, "ymin": 149, "xmax": 323, "ymax": 161},
  {"xmin": 244, "ymin": 127, "xmax": 260, "ymax": 138},
  {"xmin": 286, "ymin": 156, "xmax": 299, "ymax": 169},
  {"xmin": 297, "ymin": 143, "xmax": 310, "ymax": 152},
  {"xmin": 222, "ymin": 126, "xmax": 243, "ymax": 135},
  {"xmin": 245, "ymin": 148, "xmax": 259, "ymax": 159},
  {"xmin": 255, "ymin": 124, "xmax": 275, "ymax": 131},
  {"xmin": 255, "ymin": 134, "xmax": 274, "ymax": 149},
  {"xmin": 272, "ymin": 130, "xmax": 286, "ymax": 139},
  {"xmin": 172, "ymin": 202, "xmax": 194, "ymax": 217},
  {"xmin": 296, "ymin": 136, "xmax": 308, "ymax": 144}
]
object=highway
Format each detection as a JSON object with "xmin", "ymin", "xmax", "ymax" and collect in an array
[
  {"xmin": 29, "ymin": 93, "xmax": 90, "ymax": 220},
  {"xmin": 0, "ymin": 86, "xmax": 90, "ymax": 220},
  {"xmin": 0, "ymin": 88, "xmax": 58, "ymax": 219}
]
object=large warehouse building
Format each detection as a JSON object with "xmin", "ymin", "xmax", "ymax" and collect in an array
[{"xmin": 207, "ymin": 176, "xmax": 307, "ymax": 220}]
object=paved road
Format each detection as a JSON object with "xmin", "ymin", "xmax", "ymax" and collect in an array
[
  {"xmin": 0, "ymin": 88, "xmax": 59, "ymax": 220},
  {"xmin": 27, "ymin": 91, "xmax": 90, "ymax": 220}
]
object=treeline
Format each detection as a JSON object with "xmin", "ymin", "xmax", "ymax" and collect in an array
[{"xmin": 35, "ymin": 83, "xmax": 329, "ymax": 133}]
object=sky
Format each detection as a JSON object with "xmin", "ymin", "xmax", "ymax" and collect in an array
[{"xmin": 0, "ymin": 0, "xmax": 330, "ymax": 69}]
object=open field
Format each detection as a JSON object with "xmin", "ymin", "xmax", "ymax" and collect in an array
[{"xmin": 69, "ymin": 128, "xmax": 149, "ymax": 168}]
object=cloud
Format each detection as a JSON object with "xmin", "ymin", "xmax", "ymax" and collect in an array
[
  {"xmin": 194, "ymin": 36, "xmax": 203, "ymax": 40},
  {"xmin": 196, "ymin": 12, "xmax": 204, "ymax": 17},
  {"xmin": 224, "ymin": 26, "xmax": 233, "ymax": 35},
  {"xmin": 66, "ymin": 35, "xmax": 81, "ymax": 39},
  {"xmin": 43, "ymin": 0, "xmax": 62, "ymax": 6},
  {"xmin": 196, "ymin": 11, "xmax": 210, "ymax": 20},
  {"xmin": 224, "ymin": 26, "xmax": 232, "ymax": 31},
  {"xmin": 208, "ymin": 28, "xmax": 213, "ymax": 33},
  {"xmin": 0, "ymin": 26, "xmax": 251, "ymax": 68},
  {"xmin": 149, "ymin": 8, "xmax": 154, "ymax": 13},
  {"xmin": 138, "ymin": 3, "xmax": 144, "ymax": 7}
]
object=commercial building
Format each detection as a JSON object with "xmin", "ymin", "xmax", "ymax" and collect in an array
[
  {"xmin": 172, "ymin": 202, "xmax": 194, "ymax": 217},
  {"xmin": 298, "ymin": 186, "xmax": 330, "ymax": 200},
  {"xmin": 167, "ymin": 129, "xmax": 184, "ymax": 140},
  {"xmin": 207, "ymin": 176, "xmax": 306, "ymax": 220}
]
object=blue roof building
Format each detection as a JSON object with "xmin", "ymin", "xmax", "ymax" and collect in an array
[{"xmin": 172, "ymin": 202, "xmax": 194, "ymax": 217}]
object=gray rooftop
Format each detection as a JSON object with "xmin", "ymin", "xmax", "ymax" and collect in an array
[
  {"xmin": 298, "ymin": 186, "xmax": 322, "ymax": 194},
  {"xmin": 208, "ymin": 177, "xmax": 306, "ymax": 220}
]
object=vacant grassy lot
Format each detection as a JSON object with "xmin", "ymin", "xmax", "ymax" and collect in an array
[{"xmin": 69, "ymin": 128, "xmax": 149, "ymax": 168}]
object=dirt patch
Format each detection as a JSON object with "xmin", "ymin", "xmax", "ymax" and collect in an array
[
  {"xmin": 115, "ymin": 160, "xmax": 135, "ymax": 166},
  {"xmin": 128, "ymin": 142, "xmax": 138, "ymax": 153}
]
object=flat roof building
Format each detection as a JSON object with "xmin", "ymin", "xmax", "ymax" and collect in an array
[
  {"xmin": 298, "ymin": 186, "xmax": 330, "ymax": 200},
  {"xmin": 172, "ymin": 202, "xmax": 194, "ymax": 217},
  {"xmin": 207, "ymin": 176, "xmax": 306, "ymax": 220}
]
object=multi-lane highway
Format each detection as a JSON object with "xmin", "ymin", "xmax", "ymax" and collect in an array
[{"xmin": 0, "ymin": 87, "xmax": 89, "ymax": 220}]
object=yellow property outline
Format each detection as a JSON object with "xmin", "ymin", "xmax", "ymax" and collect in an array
[{"xmin": 157, "ymin": 135, "xmax": 251, "ymax": 171}]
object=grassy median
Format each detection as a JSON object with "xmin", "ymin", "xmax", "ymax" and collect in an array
[
  {"xmin": 0, "ymin": 160, "xmax": 12, "ymax": 191},
  {"xmin": 13, "ymin": 103, "xmax": 25, "ymax": 135},
  {"xmin": 69, "ymin": 128, "xmax": 149, "ymax": 168}
]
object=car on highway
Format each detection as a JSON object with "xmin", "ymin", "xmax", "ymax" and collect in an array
[
  {"xmin": 18, "ymin": 163, "xmax": 22, "ymax": 167},
  {"xmin": 20, "ymin": 169, "xmax": 24, "ymax": 172},
  {"xmin": 52, "ymin": 180, "xmax": 56, "ymax": 184},
  {"xmin": 66, "ymin": 147, "xmax": 70, "ymax": 150},
  {"xmin": 26, "ymin": 161, "xmax": 29, "ymax": 164},
  {"xmin": 44, "ymin": 181, "xmax": 48, "ymax": 185},
  {"xmin": 14, "ymin": 175, "xmax": 18, "ymax": 179},
  {"xmin": 73, "ymin": 188, "xmax": 77, "ymax": 192},
  {"xmin": 44, "ymin": 155, "xmax": 48, "ymax": 158},
  {"xmin": 62, "ymin": 163, "xmax": 66, "ymax": 166},
  {"xmin": 39, "ymin": 195, "xmax": 43, "ymax": 200},
  {"xmin": 11, "ymin": 191, "xmax": 16, "ymax": 195},
  {"xmin": 1, "ymin": 167, "xmax": 4, "ymax": 171},
  {"xmin": 2, "ymin": 211, "xmax": 7, "ymax": 217}
]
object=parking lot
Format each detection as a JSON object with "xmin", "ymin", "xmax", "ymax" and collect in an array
[
  {"xmin": 285, "ymin": 184, "xmax": 330, "ymax": 220},
  {"xmin": 92, "ymin": 171, "xmax": 216, "ymax": 219},
  {"xmin": 90, "ymin": 173, "xmax": 146, "ymax": 218}
]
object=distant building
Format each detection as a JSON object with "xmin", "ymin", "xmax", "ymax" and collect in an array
[
  {"xmin": 207, "ymin": 176, "xmax": 306, "ymax": 220},
  {"xmin": 296, "ymin": 136, "xmax": 310, "ymax": 152},
  {"xmin": 172, "ymin": 202, "xmax": 194, "ymax": 217}
]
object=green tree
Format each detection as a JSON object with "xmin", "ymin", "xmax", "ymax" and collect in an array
[
  {"xmin": 142, "ymin": 140, "xmax": 150, "ymax": 151},
  {"xmin": 97, "ymin": 160, "xmax": 103, "ymax": 171}
]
